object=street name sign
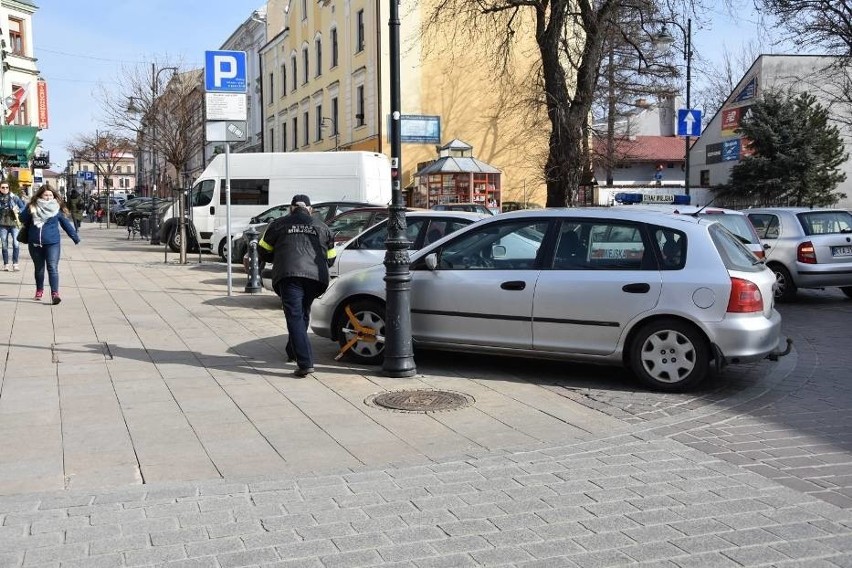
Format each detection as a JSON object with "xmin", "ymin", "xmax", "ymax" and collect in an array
[{"xmin": 677, "ymin": 109, "xmax": 702, "ymax": 137}]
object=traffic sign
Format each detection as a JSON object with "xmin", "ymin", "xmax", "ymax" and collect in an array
[
  {"xmin": 677, "ymin": 109, "xmax": 702, "ymax": 137},
  {"xmin": 205, "ymin": 121, "xmax": 247, "ymax": 142},
  {"xmin": 204, "ymin": 50, "xmax": 247, "ymax": 93},
  {"xmin": 84, "ymin": 171, "xmax": 94, "ymax": 181},
  {"xmin": 205, "ymin": 92, "xmax": 247, "ymax": 121}
]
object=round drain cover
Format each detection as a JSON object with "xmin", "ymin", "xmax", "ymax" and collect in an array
[{"xmin": 369, "ymin": 389, "xmax": 473, "ymax": 413}]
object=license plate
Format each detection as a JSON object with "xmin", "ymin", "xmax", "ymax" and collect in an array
[{"xmin": 832, "ymin": 246, "xmax": 852, "ymax": 257}]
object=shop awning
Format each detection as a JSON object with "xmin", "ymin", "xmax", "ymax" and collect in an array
[{"xmin": 0, "ymin": 125, "xmax": 39, "ymax": 165}]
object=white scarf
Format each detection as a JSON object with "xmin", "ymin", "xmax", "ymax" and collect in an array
[{"xmin": 33, "ymin": 198, "xmax": 60, "ymax": 228}]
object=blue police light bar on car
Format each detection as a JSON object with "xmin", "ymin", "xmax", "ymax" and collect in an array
[{"xmin": 614, "ymin": 193, "xmax": 691, "ymax": 205}]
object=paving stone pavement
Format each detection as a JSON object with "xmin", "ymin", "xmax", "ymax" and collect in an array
[{"xmin": 0, "ymin": 225, "xmax": 851, "ymax": 567}]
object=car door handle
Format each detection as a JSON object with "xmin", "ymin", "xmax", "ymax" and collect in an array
[
  {"xmin": 501, "ymin": 280, "xmax": 526, "ymax": 291},
  {"xmin": 622, "ymin": 283, "xmax": 651, "ymax": 294}
]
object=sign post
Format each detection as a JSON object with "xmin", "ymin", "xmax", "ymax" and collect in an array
[{"xmin": 204, "ymin": 50, "xmax": 247, "ymax": 296}]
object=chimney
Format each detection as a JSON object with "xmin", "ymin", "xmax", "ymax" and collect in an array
[{"xmin": 635, "ymin": 98, "xmax": 651, "ymax": 108}]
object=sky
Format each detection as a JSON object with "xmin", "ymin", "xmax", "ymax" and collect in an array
[{"xmin": 32, "ymin": 0, "xmax": 782, "ymax": 172}]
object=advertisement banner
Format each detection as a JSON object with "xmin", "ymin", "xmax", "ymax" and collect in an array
[
  {"xmin": 720, "ymin": 105, "xmax": 753, "ymax": 137},
  {"xmin": 722, "ymin": 139, "xmax": 741, "ymax": 162},
  {"xmin": 37, "ymin": 81, "xmax": 48, "ymax": 129},
  {"xmin": 739, "ymin": 137, "xmax": 756, "ymax": 159},
  {"xmin": 706, "ymin": 142, "xmax": 723, "ymax": 165},
  {"xmin": 732, "ymin": 76, "xmax": 758, "ymax": 104}
]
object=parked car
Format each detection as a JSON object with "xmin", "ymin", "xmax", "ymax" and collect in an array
[
  {"xmin": 311, "ymin": 208, "xmax": 788, "ymax": 391},
  {"xmin": 255, "ymin": 210, "xmax": 488, "ymax": 292},
  {"xmin": 125, "ymin": 200, "xmax": 174, "ymax": 235},
  {"xmin": 432, "ymin": 202, "xmax": 495, "ymax": 216},
  {"xmin": 501, "ymin": 201, "xmax": 543, "ymax": 213},
  {"xmin": 215, "ymin": 201, "xmax": 376, "ymax": 261},
  {"xmin": 614, "ymin": 204, "xmax": 765, "ymax": 259},
  {"xmin": 113, "ymin": 197, "xmax": 152, "ymax": 226},
  {"xmin": 746, "ymin": 207, "xmax": 852, "ymax": 300}
]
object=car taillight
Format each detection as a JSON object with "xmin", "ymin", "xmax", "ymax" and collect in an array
[
  {"xmin": 797, "ymin": 241, "xmax": 816, "ymax": 264},
  {"xmin": 727, "ymin": 278, "xmax": 764, "ymax": 313}
]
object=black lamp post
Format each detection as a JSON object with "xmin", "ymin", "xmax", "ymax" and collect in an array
[
  {"xmin": 654, "ymin": 18, "xmax": 692, "ymax": 196},
  {"xmin": 382, "ymin": 0, "xmax": 416, "ymax": 378},
  {"xmin": 148, "ymin": 63, "xmax": 178, "ymax": 245}
]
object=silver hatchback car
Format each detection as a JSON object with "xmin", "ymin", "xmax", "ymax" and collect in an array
[
  {"xmin": 746, "ymin": 208, "xmax": 852, "ymax": 301},
  {"xmin": 312, "ymin": 209, "xmax": 787, "ymax": 391}
]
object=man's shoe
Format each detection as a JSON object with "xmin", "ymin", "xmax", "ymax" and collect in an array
[{"xmin": 293, "ymin": 366, "xmax": 314, "ymax": 377}]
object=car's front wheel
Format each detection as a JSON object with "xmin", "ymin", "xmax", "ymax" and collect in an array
[
  {"xmin": 218, "ymin": 238, "xmax": 229, "ymax": 262},
  {"xmin": 335, "ymin": 300, "xmax": 386, "ymax": 365},
  {"xmin": 841, "ymin": 286, "xmax": 852, "ymax": 299},
  {"xmin": 630, "ymin": 319, "xmax": 709, "ymax": 391}
]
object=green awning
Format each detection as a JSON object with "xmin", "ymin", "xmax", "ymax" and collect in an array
[{"xmin": 0, "ymin": 125, "xmax": 39, "ymax": 164}]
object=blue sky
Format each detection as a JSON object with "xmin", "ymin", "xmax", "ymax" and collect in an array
[{"xmin": 33, "ymin": 1, "xmax": 780, "ymax": 171}]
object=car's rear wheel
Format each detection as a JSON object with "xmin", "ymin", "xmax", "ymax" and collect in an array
[
  {"xmin": 770, "ymin": 264, "xmax": 797, "ymax": 301},
  {"xmin": 630, "ymin": 319, "xmax": 709, "ymax": 391},
  {"xmin": 335, "ymin": 300, "xmax": 386, "ymax": 365},
  {"xmin": 218, "ymin": 238, "xmax": 229, "ymax": 262},
  {"xmin": 841, "ymin": 286, "xmax": 852, "ymax": 299}
]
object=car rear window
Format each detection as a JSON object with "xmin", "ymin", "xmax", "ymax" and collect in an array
[
  {"xmin": 797, "ymin": 211, "xmax": 852, "ymax": 235},
  {"xmin": 709, "ymin": 224, "xmax": 762, "ymax": 272},
  {"xmin": 698, "ymin": 213, "xmax": 759, "ymax": 245}
]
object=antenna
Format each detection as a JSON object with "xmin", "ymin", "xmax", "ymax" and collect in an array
[{"xmin": 688, "ymin": 197, "xmax": 716, "ymax": 217}]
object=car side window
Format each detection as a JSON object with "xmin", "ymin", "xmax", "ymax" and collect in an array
[
  {"xmin": 438, "ymin": 220, "xmax": 547, "ymax": 270},
  {"xmin": 748, "ymin": 213, "xmax": 779, "ymax": 239},
  {"xmin": 358, "ymin": 219, "xmax": 424, "ymax": 250},
  {"xmin": 423, "ymin": 219, "xmax": 471, "ymax": 245},
  {"xmin": 586, "ymin": 222, "xmax": 647, "ymax": 270},
  {"xmin": 653, "ymin": 228, "xmax": 686, "ymax": 270}
]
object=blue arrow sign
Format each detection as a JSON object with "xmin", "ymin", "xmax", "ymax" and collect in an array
[{"xmin": 677, "ymin": 109, "xmax": 702, "ymax": 137}]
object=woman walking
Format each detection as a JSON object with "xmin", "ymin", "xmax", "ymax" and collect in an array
[
  {"xmin": 0, "ymin": 181, "xmax": 26, "ymax": 271},
  {"xmin": 19, "ymin": 184, "xmax": 81, "ymax": 304}
]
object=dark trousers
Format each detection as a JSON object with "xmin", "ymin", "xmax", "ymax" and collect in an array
[
  {"xmin": 28, "ymin": 242, "xmax": 61, "ymax": 292},
  {"xmin": 275, "ymin": 277, "xmax": 324, "ymax": 370}
]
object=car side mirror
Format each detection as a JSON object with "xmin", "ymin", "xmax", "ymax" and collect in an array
[
  {"xmin": 424, "ymin": 253, "xmax": 438, "ymax": 271},
  {"xmin": 249, "ymin": 216, "xmax": 258, "ymax": 224}
]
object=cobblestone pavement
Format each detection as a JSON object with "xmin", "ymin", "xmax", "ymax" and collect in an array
[{"xmin": 1, "ymin": 227, "xmax": 851, "ymax": 566}]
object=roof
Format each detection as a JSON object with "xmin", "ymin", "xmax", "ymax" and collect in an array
[
  {"xmin": 414, "ymin": 157, "xmax": 501, "ymax": 176},
  {"xmin": 438, "ymin": 138, "xmax": 472, "ymax": 151},
  {"xmin": 593, "ymin": 135, "xmax": 688, "ymax": 163}
]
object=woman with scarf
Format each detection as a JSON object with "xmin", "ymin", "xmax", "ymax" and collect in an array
[{"xmin": 19, "ymin": 184, "xmax": 81, "ymax": 304}]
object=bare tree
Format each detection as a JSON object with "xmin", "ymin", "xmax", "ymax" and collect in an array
[
  {"xmin": 693, "ymin": 39, "xmax": 763, "ymax": 118},
  {"xmin": 421, "ymin": 0, "xmax": 700, "ymax": 206},
  {"xmin": 66, "ymin": 130, "xmax": 136, "ymax": 196},
  {"xmin": 757, "ymin": 0, "xmax": 852, "ymax": 56}
]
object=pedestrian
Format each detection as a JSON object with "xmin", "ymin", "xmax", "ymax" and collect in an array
[
  {"xmin": 258, "ymin": 194, "xmax": 336, "ymax": 376},
  {"xmin": 95, "ymin": 205, "xmax": 104, "ymax": 227},
  {"xmin": 18, "ymin": 184, "xmax": 81, "ymax": 304},
  {"xmin": 66, "ymin": 188, "xmax": 84, "ymax": 230},
  {"xmin": 0, "ymin": 181, "xmax": 26, "ymax": 271}
]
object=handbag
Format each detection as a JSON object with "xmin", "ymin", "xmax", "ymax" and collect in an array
[{"xmin": 16, "ymin": 217, "xmax": 29, "ymax": 244}]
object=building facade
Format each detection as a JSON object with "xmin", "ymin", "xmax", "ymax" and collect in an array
[
  {"xmin": 690, "ymin": 55, "xmax": 852, "ymax": 209},
  {"xmin": 258, "ymin": 0, "xmax": 550, "ymax": 206},
  {"xmin": 0, "ymin": 0, "xmax": 43, "ymax": 167}
]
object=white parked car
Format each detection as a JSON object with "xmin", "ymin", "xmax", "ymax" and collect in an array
[{"xmin": 311, "ymin": 208, "xmax": 789, "ymax": 391}]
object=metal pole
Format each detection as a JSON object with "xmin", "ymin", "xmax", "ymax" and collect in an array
[
  {"xmin": 684, "ymin": 18, "xmax": 692, "ymax": 197},
  {"xmin": 225, "ymin": 142, "xmax": 232, "ymax": 296},
  {"xmin": 150, "ymin": 63, "xmax": 160, "ymax": 245},
  {"xmin": 382, "ymin": 0, "xmax": 416, "ymax": 377}
]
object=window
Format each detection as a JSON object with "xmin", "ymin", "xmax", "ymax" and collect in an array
[
  {"xmin": 748, "ymin": 214, "xmax": 779, "ymax": 240},
  {"xmin": 280, "ymin": 64, "xmax": 287, "ymax": 96},
  {"xmin": 301, "ymin": 0, "xmax": 307, "ymax": 19},
  {"xmin": 700, "ymin": 169, "xmax": 710, "ymax": 187},
  {"xmin": 356, "ymin": 10, "xmax": 365, "ymax": 52},
  {"xmin": 585, "ymin": 222, "xmax": 647, "ymax": 270},
  {"xmin": 303, "ymin": 111, "xmax": 309, "ymax": 146},
  {"xmin": 190, "ymin": 180, "xmax": 215, "ymax": 207},
  {"xmin": 10, "ymin": 84, "xmax": 27, "ymax": 125},
  {"xmin": 331, "ymin": 28, "xmax": 339, "ymax": 68},
  {"xmin": 291, "ymin": 117, "xmax": 298, "ymax": 150},
  {"xmin": 329, "ymin": 211, "xmax": 386, "ymax": 242},
  {"xmin": 268, "ymin": 127, "xmax": 275, "ymax": 151},
  {"xmin": 356, "ymin": 86, "xmax": 365, "ymax": 126},
  {"xmin": 8, "ymin": 18, "xmax": 24, "ymax": 55},
  {"xmin": 437, "ymin": 220, "xmax": 547, "ymax": 270},
  {"xmin": 268, "ymin": 72, "xmax": 274, "ymax": 103},
  {"xmin": 302, "ymin": 48, "xmax": 309, "ymax": 84},
  {"xmin": 291, "ymin": 55, "xmax": 298, "ymax": 91},
  {"xmin": 219, "ymin": 179, "xmax": 270, "ymax": 206},
  {"xmin": 315, "ymin": 38, "xmax": 322, "ymax": 77},
  {"xmin": 359, "ymin": 219, "xmax": 426, "ymax": 250},
  {"xmin": 798, "ymin": 210, "xmax": 852, "ymax": 235},
  {"xmin": 653, "ymin": 227, "xmax": 686, "ymax": 270},
  {"xmin": 331, "ymin": 97, "xmax": 339, "ymax": 134},
  {"xmin": 282, "ymin": 122, "xmax": 288, "ymax": 152},
  {"xmin": 423, "ymin": 219, "xmax": 472, "ymax": 246},
  {"xmin": 709, "ymin": 225, "xmax": 760, "ymax": 272},
  {"xmin": 315, "ymin": 104, "xmax": 323, "ymax": 141}
]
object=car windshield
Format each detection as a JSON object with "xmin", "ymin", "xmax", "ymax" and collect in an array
[
  {"xmin": 699, "ymin": 213, "xmax": 758, "ymax": 244},
  {"xmin": 797, "ymin": 211, "xmax": 852, "ymax": 235}
]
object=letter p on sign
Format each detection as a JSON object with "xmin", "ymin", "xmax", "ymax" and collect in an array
[{"xmin": 213, "ymin": 55, "xmax": 237, "ymax": 87}]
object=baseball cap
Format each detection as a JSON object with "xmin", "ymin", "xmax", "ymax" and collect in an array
[{"xmin": 291, "ymin": 194, "xmax": 311, "ymax": 207}]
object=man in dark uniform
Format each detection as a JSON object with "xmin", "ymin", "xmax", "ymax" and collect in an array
[{"xmin": 258, "ymin": 194, "xmax": 337, "ymax": 376}]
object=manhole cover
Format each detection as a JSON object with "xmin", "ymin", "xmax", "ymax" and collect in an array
[{"xmin": 368, "ymin": 389, "xmax": 473, "ymax": 413}]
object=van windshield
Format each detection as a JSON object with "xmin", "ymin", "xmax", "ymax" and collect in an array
[{"xmin": 190, "ymin": 180, "xmax": 215, "ymax": 207}]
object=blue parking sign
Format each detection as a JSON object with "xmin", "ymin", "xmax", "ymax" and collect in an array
[{"xmin": 205, "ymin": 50, "xmax": 247, "ymax": 93}]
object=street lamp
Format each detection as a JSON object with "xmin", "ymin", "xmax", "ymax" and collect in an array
[
  {"xmin": 654, "ymin": 18, "xmax": 692, "ymax": 196},
  {"xmin": 129, "ymin": 64, "xmax": 178, "ymax": 244},
  {"xmin": 383, "ymin": 0, "xmax": 416, "ymax": 377}
]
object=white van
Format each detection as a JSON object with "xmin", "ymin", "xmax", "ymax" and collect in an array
[{"xmin": 160, "ymin": 151, "xmax": 391, "ymax": 251}]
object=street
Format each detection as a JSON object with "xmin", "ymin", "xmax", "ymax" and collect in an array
[{"xmin": 0, "ymin": 225, "xmax": 849, "ymax": 567}]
